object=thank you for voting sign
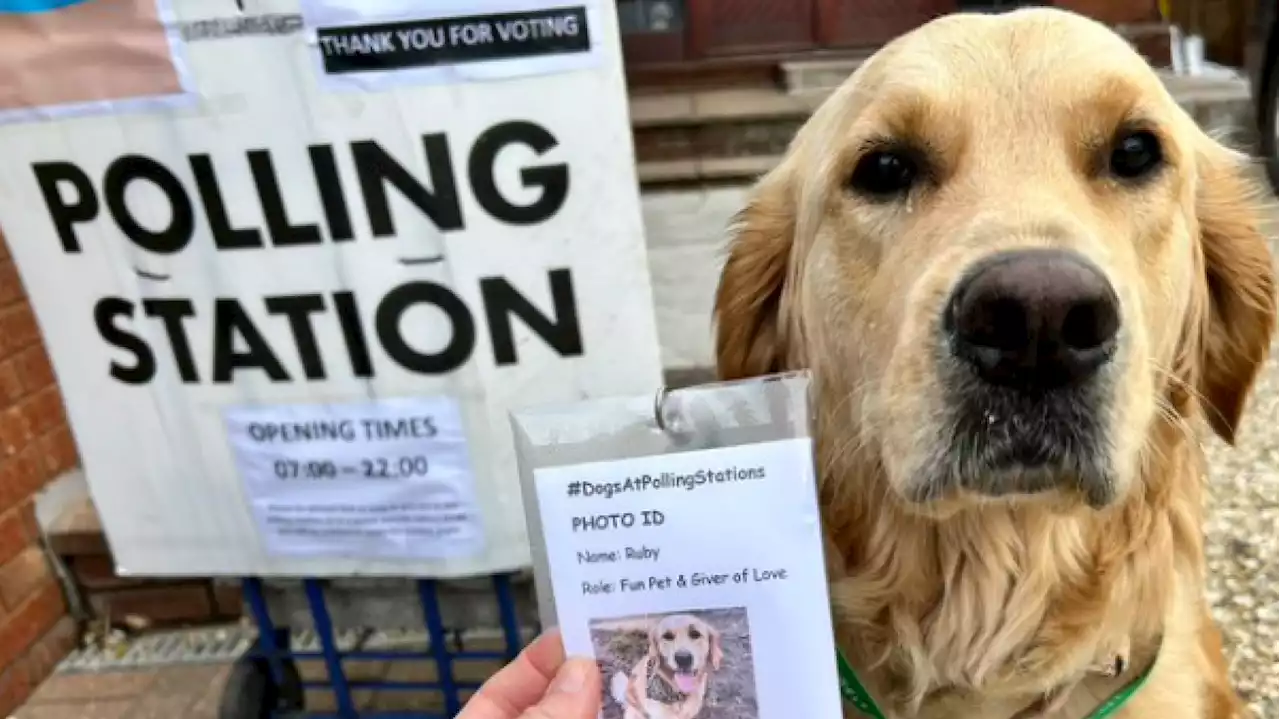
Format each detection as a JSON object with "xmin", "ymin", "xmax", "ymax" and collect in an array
[
  {"xmin": 0, "ymin": 0, "xmax": 662, "ymax": 577},
  {"xmin": 316, "ymin": 7, "xmax": 590, "ymax": 75}
]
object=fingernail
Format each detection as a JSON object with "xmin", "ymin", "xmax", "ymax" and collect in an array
[{"xmin": 551, "ymin": 660, "xmax": 588, "ymax": 694}]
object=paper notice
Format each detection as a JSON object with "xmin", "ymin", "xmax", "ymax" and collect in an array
[
  {"xmin": 224, "ymin": 396, "xmax": 485, "ymax": 560},
  {"xmin": 0, "ymin": 0, "xmax": 193, "ymax": 123},
  {"xmin": 300, "ymin": 0, "xmax": 603, "ymax": 90}
]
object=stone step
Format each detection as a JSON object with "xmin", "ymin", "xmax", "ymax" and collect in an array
[
  {"xmin": 778, "ymin": 56, "xmax": 868, "ymax": 96},
  {"xmin": 630, "ymin": 88, "xmax": 824, "ymax": 129},
  {"xmin": 777, "ymin": 21, "xmax": 1178, "ymax": 94},
  {"xmin": 633, "ymin": 69, "xmax": 1258, "ymax": 186}
]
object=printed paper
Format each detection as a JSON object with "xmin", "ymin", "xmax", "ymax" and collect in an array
[
  {"xmin": 300, "ymin": 0, "xmax": 603, "ymax": 90},
  {"xmin": 0, "ymin": 0, "xmax": 194, "ymax": 124},
  {"xmin": 533, "ymin": 438, "xmax": 843, "ymax": 718},
  {"xmin": 225, "ymin": 396, "xmax": 485, "ymax": 559}
]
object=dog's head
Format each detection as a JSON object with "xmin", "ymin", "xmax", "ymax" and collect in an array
[
  {"xmin": 648, "ymin": 614, "xmax": 723, "ymax": 694},
  {"xmin": 714, "ymin": 9, "xmax": 1276, "ymax": 512}
]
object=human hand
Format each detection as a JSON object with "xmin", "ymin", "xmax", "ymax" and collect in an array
[{"xmin": 459, "ymin": 629, "xmax": 602, "ymax": 719}]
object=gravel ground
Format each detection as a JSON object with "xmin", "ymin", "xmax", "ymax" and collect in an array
[{"xmin": 1202, "ymin": 193, "xmax": 1278, "ymax": 719}]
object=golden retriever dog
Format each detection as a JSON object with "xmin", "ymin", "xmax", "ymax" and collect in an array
[
  {"xmin": 609, "ymin": 613, "xmax": 724, "ymax": 719},
  {"xmin": 712, "ymin": 8, "xmax": 1276, "ymax": 719}
]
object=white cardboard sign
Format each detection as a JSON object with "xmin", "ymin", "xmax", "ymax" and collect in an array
[
  {"xmin": 532, "ymin": 438, "xmax": 844, "ymax": 718},
  {"xmin": 0, "ymin": 0, "xmax": 662, "ymax": 577}
]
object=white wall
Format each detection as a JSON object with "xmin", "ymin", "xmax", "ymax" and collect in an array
[{"xmin": 641, "ymin": 186, "xmax": 750, "ymax": 371}]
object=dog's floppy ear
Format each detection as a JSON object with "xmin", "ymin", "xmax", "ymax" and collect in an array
[
  {"xmin": 1189, "ymin": 145, "xmax": 1278, "ymax": 444},
  {"xmin": 647, "ymin": 621, "xmax": 661, "ymax": 658},
  {"xmin": 707, "ymin": 623, "xmax": 723, "ymax": 671},
  {"xmin": 714, "ymin": 174, "xmax": 796, "ymax": 381}
]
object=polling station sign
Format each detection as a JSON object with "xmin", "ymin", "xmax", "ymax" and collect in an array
[{"xmin": 0, "ymin": 0, "xmax": 663, "ymax": 577}]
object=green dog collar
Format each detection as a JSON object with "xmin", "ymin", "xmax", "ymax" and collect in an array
[
  {"xmin": 836, "ymin": 645, "xmax": 1157, "ymax": 719},
  {"xmin": 835, "ymin": 649, "xmax": 888, "ymax": 719}
]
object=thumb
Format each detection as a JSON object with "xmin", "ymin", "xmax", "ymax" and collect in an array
[{"xmin": 521, "ymin": 658, "xmax": 601, "ymax": 719}]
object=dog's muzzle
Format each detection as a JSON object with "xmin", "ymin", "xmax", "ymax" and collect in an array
[{"xmin": 931, "ymin": 248, "xmax": 1121, "ymax": 505}]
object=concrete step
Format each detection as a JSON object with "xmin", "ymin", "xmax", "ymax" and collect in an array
[
  {"xmin": 778, "ymin": 56, "xmax": 868, "ymax": 95},
  {"xmin": 777, "ymin": 21, "xmax": 1177, "ymax": 94},
  {"xmin": 630, "ymin": 88, "xmax": 824, "ymax": 129},
  {"xmin": 632, "ymin": 69, "xmax": 1258, "ymax": 187}
]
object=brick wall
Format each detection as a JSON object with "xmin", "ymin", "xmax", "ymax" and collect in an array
[
  {"xmin": 48, "ymin": 497, "xmax": 244, "ymax": 630},
  {"xmin": 0, "ymin": 234, "xmax": 80, "ymax": 717}
]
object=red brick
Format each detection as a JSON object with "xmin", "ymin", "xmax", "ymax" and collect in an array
[
  {"xmin": 3, "ymin": 615, "xmax": 79, "ymax": 718},
  {"xmin": 40, "ymin": 426, "xmax": 78, "ymax": 479},
  {"xmin": 0, "ymin": 656, "xmax": 32, "ymax": 717},
  {"xmin": 88, "ymin": 584, "xmax": 212, "ymax": 626},
  {"xmin": 0, "ymin": 582, "xmax": 66, "ymax": 670},
  {"xmin": 0, "ymin": 548, "xmax": 53, "ymax": 611},
  {"xmin": 0, "ymin": 261, "xmax": 23, "ymax": 308},
  {"xmin": 13, "ymin": 347, "xmax": 54, "ymax": 396},
  {"xmin": 17, "ymin": 501, "xmax": 39, "ymax": 544},
  {"xmin": 3, "ymin": 624, "xmax": 77, "ymax": 714},
  {"xmin": 2, "ymin": 449, "xmax": 39, "ymax": 502},
  {"xmin": 0, "ymin": 511, "xmax": 27, "ymax": 567},
  {"xmin": 58, "ymin": 430, "xmax": 80, "ymax": 474},
  {"xmin": 0, "ymin": 305, "xmax": 39, "ymax": 358},
  {"xmin": 23, "ymin": 389, "xmax": 65, "ymax": 439},
  {"xmin": 0, "ymin": 458, "xmax": 20, "ymax": 509},
  {"xmin": 22, "ymin": 616, "xmax": 77, "ymax": 685},
  {"xmin": 0, "ymin": 406, "xmax": 33, "ymax": 457},
  {"xmin": 12, "ymin": 449, "xmax": 45, "ymax": 498},
  {"xmin": 0, "ymin": 361, "xmax": 23, "ymax": 406}
]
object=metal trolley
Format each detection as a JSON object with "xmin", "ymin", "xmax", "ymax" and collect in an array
[{"xmin": 219, "ymin": 574, "xmax": 537, "ymax": 718}]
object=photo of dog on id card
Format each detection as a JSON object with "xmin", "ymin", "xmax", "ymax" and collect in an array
[{"xmin": 591, "ymin": 608, "xmax": 759, "ymax": 719}]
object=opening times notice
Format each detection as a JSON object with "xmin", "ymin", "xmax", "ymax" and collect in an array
[{"xmin": 224, "ymin": 396, "xmax": 484, "ymax": 559}]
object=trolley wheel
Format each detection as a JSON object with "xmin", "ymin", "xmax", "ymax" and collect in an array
[{"xmin": 218, "ymin": 651, "xmax": 305, "ymax": 719}]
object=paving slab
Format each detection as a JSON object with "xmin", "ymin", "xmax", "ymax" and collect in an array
[{"xmin": 14, "ymin": 666, "xmax": 228, "ymax": 719}]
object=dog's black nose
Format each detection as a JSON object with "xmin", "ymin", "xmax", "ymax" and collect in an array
[
  {"xmin": 947, "ymin": 249, "xmax": 1120, "ymax": 389},
  {"xmin": 674, "ymin": 650, "xmax": 694, "ymax": 670}
]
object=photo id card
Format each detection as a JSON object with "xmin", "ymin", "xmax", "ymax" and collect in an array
[{"xmin": 525, "ymin": 405, "xmax": 844, "ymax": 719}]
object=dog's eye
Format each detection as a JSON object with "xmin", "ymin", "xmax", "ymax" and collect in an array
[
  {"xmin": 688, "ymin": 629, "xmax": 702, "ymax": 640},
  {"xmin": 662, "ymin": 631, "xmax": 675, "ymax": 641},
  {"xmin": 1108, "ymin": 130, "xmax": 1163, "ymax": 180},
  {"xmin": 849, "ymin": 150, "xmax": 918, "ymax": 198}
]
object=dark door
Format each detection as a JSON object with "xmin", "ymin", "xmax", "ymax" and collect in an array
[
  {"xmin": 687, "ymin": 0, "xmax": 819, "ymax": 57},
  {"xmin": 684, "ymin": 0, "xmax": 961, "ymax": 57},
  {"xmin": 815, "ymin": 0, "xmax": 957, "ymax": 48}
]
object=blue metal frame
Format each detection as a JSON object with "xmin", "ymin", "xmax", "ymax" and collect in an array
[{"xmin": 240, "ymin": 574, "xmax": 529, "ymax": 718}]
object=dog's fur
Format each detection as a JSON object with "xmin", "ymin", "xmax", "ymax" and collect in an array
[
  {"xmin": 610, "ymin": 614, "xmax": 724, "ymax": 719},
  {"xmin": 712, "ymin": 9, "xmax": 1276, "ymax": 719}
]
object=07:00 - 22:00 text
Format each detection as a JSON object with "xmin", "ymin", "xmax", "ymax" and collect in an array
[{"xmin": 272, "ymin": 456, "xmax": 430, "ymax": 480}]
